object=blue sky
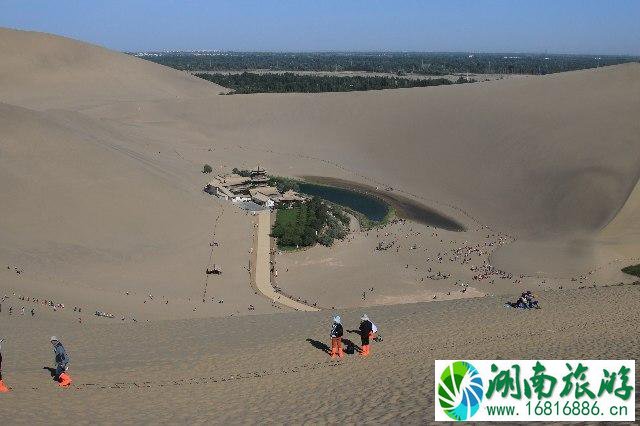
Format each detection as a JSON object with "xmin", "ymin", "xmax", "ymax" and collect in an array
[{"xmin": 1, "ymin": 0, "xmax": 638, "ymax": 54}]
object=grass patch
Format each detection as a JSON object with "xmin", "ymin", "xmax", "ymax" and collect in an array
[
  {"xmin": 272, "ymin": 197, "xmax": 348, "ymax": 249},
  {"xmin": 621, "ymin": 264, "xmax": 640, "ymax": 278},
  {"xmin": 274, "ymin": 208, "xmax": 298, "ymax": 229},
  {"xmin": 277, "ymin": 244, "xmax": 302, "ymax": 252}
]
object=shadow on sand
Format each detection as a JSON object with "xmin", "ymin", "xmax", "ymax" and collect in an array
[
  {"xmin": 43, "ymin": 366, "xmax": 57, "ymax": 381},
  {"xmin": 306, "ymin": 338, "xmax": 330, "ymax": 354},
  {"xmin": 307, "ymin": 338, "xmax": 362, "ymax": 355},
  {"xmin": 341, "ymin": 338, "xmax": 360, "ymax": 355}
]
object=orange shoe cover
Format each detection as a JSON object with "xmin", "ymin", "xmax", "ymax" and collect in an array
[
  {"xmin": 58, "ymin": 373, "xmax": 72, "ymax": 387},
  {"xmin": 0, "ymin": 380, "xmax": 9, "ymax": 393},
  {"xmin": 330, "ymin": 343, "xmax": 337, "ymax": 358}
]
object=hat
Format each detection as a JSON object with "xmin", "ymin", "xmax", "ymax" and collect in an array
[
  {"xmin": 333, "ymin": 315, "xmax": 341, "ymax": 324},
  {"xmin": 50, "ymin": 336, "xmax": 58, "ymax": 342},
  {"xmin": 361, "ymin": 314, "xmax": 369, "ymax": 321}
]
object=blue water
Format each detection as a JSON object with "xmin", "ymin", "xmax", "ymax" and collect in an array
[{"xmin": 298, "ymin": 182, "xmax": 389, "ymax": 222}]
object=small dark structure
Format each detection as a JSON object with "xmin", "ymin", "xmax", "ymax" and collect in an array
[{"xmin": 206, "ymin": 265, "xmax": 222, "ymax": 275}]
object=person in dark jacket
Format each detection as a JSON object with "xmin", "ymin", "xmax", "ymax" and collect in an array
[
  {"xmin": 50, "ymin": 337, "xmax": 72, "ymax": 387},
  {"xmin": 329, "ymin": 316, "xmax": 344, "ymax": 359},
  {"xmin": 0, "ymin": 338, "xmax": 9, "ymax": 392},
  {"xmin": 0, "ymin": 338, "xmax": 3, "ymax": 379},
  {"xmin": 359, "ymin": 314, "xmax": 373, "ymax": 356}
]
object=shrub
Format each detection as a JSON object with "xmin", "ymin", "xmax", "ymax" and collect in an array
[
  {"xmin": 203, "ymin": 164, "xmax": 213, "ymax": 174},
  {"xmin": 621, "ymin": 264, "xmax": 640, "ymax": 277},
  {"xmin": 232, "ymin": 167, "xmax": 252, "ymax": 177},
  {"xmin": 272, "ymin": 197, "xmax": 352, "ymax": 249}
]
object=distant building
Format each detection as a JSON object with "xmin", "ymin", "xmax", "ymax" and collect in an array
[
  {"xmin": 249, "ymin": 186, "xmax": 279, "ymax": 197},
  {"xmin": 204, "ymin": 179, "xmax": 234, "ymax": 199},
  {"xmin": 232, "ymin": 195, "xmax": 251, "ymax": 203},
  {"xmin": 252, "ymin": 192, "xmax": 275, "ymax": 208},
  {"xmin": 219, "ymin": 174, "xmax": 250, "ymax": 186},
  {"xmin": 204, "ymin": 167, "xmax": 305, "ymax": 210},
  {"xmin": 250, "ymin": 167, "xmax": 269, "ymax": 185},
  {"xmin": 236, "ymin": 201, "xmax": 267, "ymax": 213},
  {"xmin": 281, "ymin": 190, "xmax": 307, "ymax": 203}
]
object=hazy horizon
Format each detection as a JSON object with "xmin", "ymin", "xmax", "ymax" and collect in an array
[
  {"xmin": 1, "ymin": 0, "xmax": 639, "ymax": 55},
  {"xmin": 124, "ymin": 49, "xmax": 638, "ymax": 57}
]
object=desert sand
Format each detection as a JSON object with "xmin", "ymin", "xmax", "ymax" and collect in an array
[
  {"xmin": 1, "ymin": 285, "xmax": 638, "ymax": 423},
  {"xmin": 0, "ymin": 28, "xmax": 639, "ymax": 423}
]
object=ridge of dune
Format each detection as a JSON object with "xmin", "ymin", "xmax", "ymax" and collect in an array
[
  {"xmin": 597, "ymin": 170, "xmax": 640, "ymax": 257},
  {"xmin": 0, "ymin": 27, "xmax": 225, "ymax": 110}
]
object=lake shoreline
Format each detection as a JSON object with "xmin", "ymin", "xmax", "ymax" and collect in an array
[{"xmin": 300, "ymin": 176, "xmax": 466, "ymax": 232}]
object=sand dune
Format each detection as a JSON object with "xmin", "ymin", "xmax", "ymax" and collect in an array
[
  {"xmin": 73, "ymin": 63, "xmax": 640, "ymax": 242},
  {"xmin": 200, "ymin": 65, "xmax": 640, "ymax": 238},
  {"xmin": 0, "ymin": 28, "xmax": 225, "ymax": 110},
  {"xmin": 81, "ymin": 65, "xmax": 640, "ymax": 277},
  {"xmin": 0, "ymin": 285, "xmax": 638, "ymax": 423},
  {"xmin": 0, "ymin": 28, "xmax": 639, "ymax": 422},
  {"xmin": 0, "ymin": 101, "xmax": 280, "ymax": 320},
  {"xmin": 0, "ymin": 27, "xmax": 638, "ymax": 316},
  {"xmin": 3, "ymin": 28, "xmax": 639, "ymax": 236}
]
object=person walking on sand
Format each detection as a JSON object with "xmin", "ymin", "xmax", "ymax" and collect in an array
[
  {"xmin": 0, "ymin": 338, "xmax": 9, "ymax": 392},
  {"xmin": 359, "ymin": 314, "xmax": 374, "ymax": 356},
  {"xmin": 50, "ymin": 337, "xmax": 72, "ymax": 387},
  {"xmin": 329, "ymin": 316, "xmax": 344, "ymax": 359}
]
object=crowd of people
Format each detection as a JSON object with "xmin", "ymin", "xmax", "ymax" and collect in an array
[
  {"xmin": 271, "ymin": 217, "xmax": 524, "ymax": 308},
  {"xmin": 470, "ymin": 263, "xmax": 513, "ymax": 282},
  {"xmin": 377, "ymin": 223, "xmax": 515, "ymax": 283},
  {"xmin": 0, "ymin": 293, "xmax": 80, "ymax": 318}
]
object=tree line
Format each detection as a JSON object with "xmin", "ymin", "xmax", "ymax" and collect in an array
[
  {"xmin": 135, "ymin": 51, "xmax": 638, "ymax": 75},
  {"xmin": 272, "ymin": 197, "xmax": 349, "ymax": 248},
  {"xmin": 195, "ymin": 72, "xmax": 474, "ymax": 94}
]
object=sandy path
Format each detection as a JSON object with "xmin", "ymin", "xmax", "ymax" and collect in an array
[
  {"xmin": 201, "ymin": 208, "xmax": 225, "ymax": 303},
  {"xmin": 253, "ymin": 211, "xmax": 318, "ymax": 311}
]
